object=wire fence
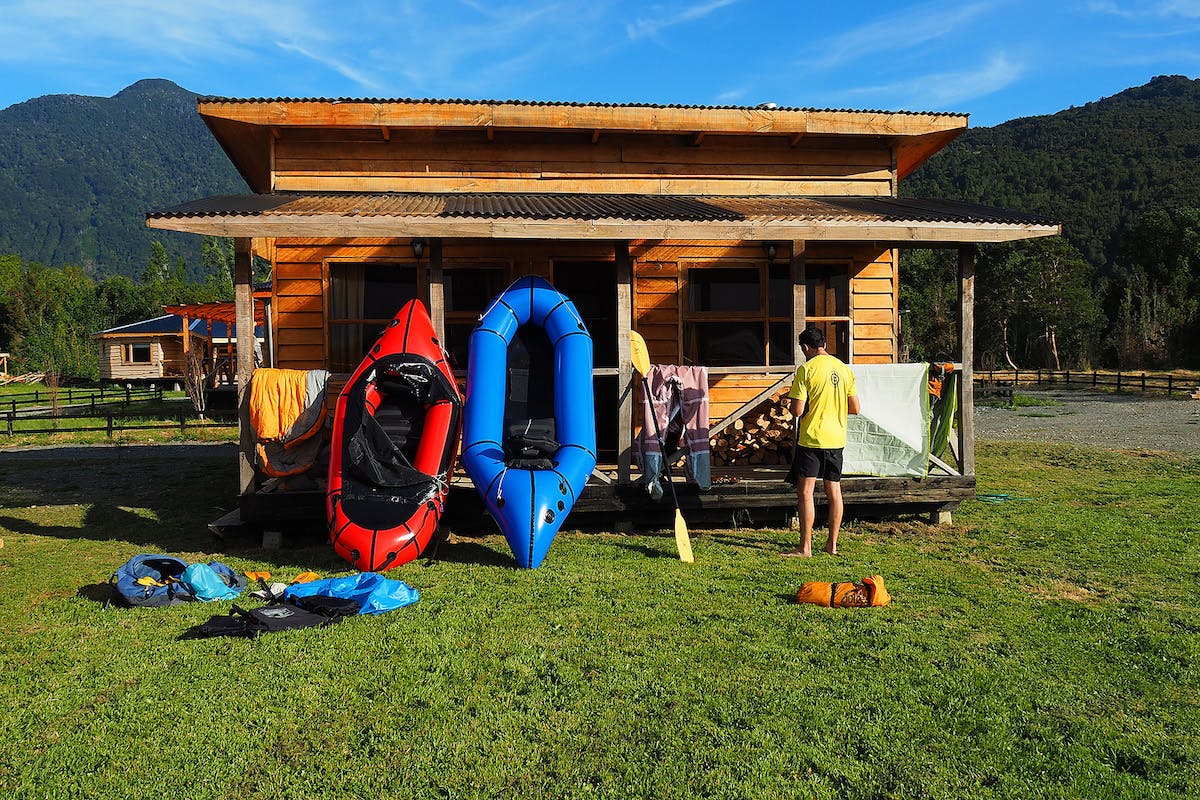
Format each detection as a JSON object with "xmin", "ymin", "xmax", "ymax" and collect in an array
[{"xmin": 974, "ymin": 369, "xmax": 1200, "ymax": 397}]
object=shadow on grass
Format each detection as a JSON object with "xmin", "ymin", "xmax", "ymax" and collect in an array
[{"xmin": 0, "ymin": 443, "xmax": 238, "ymax": 552}]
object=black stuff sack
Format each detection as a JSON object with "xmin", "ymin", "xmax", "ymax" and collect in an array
[{"xmin": 189, "ymin": 594, "xmax": 361, "ymax": 639}]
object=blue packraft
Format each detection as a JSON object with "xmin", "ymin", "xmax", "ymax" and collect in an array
[
  {"xmin": 110, "ymin": 553, "xmax": 246, "ymax": 607},
  {"xmin": 282, "ymin": 572, "xmax": 419, "ymax": 614}
]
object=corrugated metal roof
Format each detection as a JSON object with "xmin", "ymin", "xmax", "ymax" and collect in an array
[
  {"xmin": 149, "ymin": 193, "xmax": 1058, "ymax": 227},
  {"xmin": 198, "ymin": 96, "xmax": 967, "ymax": 118}
]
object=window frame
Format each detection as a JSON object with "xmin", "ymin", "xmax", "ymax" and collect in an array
[
  {"xmin": 324, "ymin": 258, "xmax": 423, "ymax": 375},
  {"xmin": 123, "ymin": 342, "xmax": 154, "ymax": 365},
  {"xmin": 441, "ymin": 259, "xmax": 512, "ymax": 375},
  {"xmin": 681, "ymin": 260, "xmax": 794, "ymax": 368}
]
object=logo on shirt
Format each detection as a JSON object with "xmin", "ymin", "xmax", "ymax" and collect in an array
[{"xmin": 830, "ymin": 372, "xmax": 840, "ymax": 388}]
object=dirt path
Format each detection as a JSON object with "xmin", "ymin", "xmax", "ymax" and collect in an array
[{"xmin": 974, "ymin": 389, "xmax": 1200, "ymax": 454}]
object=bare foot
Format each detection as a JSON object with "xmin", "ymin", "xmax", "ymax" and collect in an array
[
  {"xmin": 780, "ymin": 548, "xmax": 812, "ymax": 557},
  {"xmin": 823, "ymin": 545, "xmax": 838, "ymax": 556}
]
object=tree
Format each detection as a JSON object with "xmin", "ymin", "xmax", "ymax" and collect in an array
[
  {"xmin": 898, "ymin": 249, "xmax": 959, "ymax": 363},
  {"xmin": 975, "ymin": 238, "xmax": 1103, "ymax": 369},
  {"xmin": 1110, "ymin": 207, "xmax": 1200, "ymax": 368}
]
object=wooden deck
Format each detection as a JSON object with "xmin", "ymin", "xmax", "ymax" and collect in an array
[{"xmin": 235, "ymin": 465, "xmax": 975, "ymax": 534}]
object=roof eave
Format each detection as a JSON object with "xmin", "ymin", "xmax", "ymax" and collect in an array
[{"xmin": 148, "ymin": 213, "xmax": 1059, "ymax": 245}]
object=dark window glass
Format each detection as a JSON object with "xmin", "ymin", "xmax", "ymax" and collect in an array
[
  {"xmin": 443, "ymin": 322, "xmax": 476, "ymax": 371},
  {"xmin": 329, "ymin": 263, "xmax": 419, "ymax": 372},
  {"xmin": 768, "ymin": 263, "xmax": 791, "ymax": 317},
  {"xmin": 445, "ymin": 268, "xmax": 506, "ymax": 313},
  {"xmin": 129, "ymin": 343, "xmax": 152, "ymax": 363},
  {"xmin": 685, "ymin": 322, "xmax": 764, "ymax": 367},
  {"xmin": 688, "ymin": 267, "xmax": 760, "ymax": 313},
  {"xmin": 361, "ymin": 265, "xmax": 418, "ymax": 320},
  {"xmin": 768, "ymin": 322, "xmax": 792, "ymax": 366}
]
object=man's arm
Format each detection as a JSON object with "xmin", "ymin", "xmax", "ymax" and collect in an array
[
  {"xmin": 789, "ymin": 397, "xmax": 806, "ymax": 418},
  {"xmin": 847, "ymin": 394, "xmax": 861, "ymax": 415}
]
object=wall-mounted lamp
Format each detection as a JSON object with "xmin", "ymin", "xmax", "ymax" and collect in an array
[
  {"xmin": 411, "ymin": 238, "xmax": 426, "ymax": 260},
  {"xmin": 763, "ymin": 242, "xmax": 777, "ymax": 263}
]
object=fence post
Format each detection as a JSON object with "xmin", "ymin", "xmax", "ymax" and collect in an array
[
  {"xmin": 1065, "ymin": 368, "xmax": 1070, "ymax": 386},
  {"xmin": 6, "ymin": 411, "xmax": 12, "ymax": 437},
  {"xmin": 1168, "ymin": 374, "xmax": 1173, "ymax": 395},
  {"xmin": 1141, "ymin": 372, "xmax": 1146, "ymax": 392},
  {"xmin": 179, "ymin": 409, "xmax": 186, "ymax": 435},
  {"xmin": 106, "ymin": 413, "xmax": 113, "ymax": 438},
  {"xmin": 125, "ymin": 386, "xmax": 131, "ymax": 405},
  {"xmin": 1117, "ymin": 371, "xmax": 1122, "ymax": 390},
  {"xmin": 1092, "ymin": 370, "xmax": 1097, "ymax": 386}
]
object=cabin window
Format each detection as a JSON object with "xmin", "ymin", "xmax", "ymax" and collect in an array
[
  {"xmin": 327, "ymin": 262, "xmax": 418, "ymax": 373},
  {"xmin": 683, "ymin": 262, "xmax": 793, "ymax": 367},
  {"xmin": 442, "ymin": 263, "xmax": 508, "ymax": 371},
  {"xmin": 124, "ymin": 343, "xmax": 153, "ymax": 364}
]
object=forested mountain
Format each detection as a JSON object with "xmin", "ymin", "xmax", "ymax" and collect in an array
[
  {"xmin": 0, "ymin": 79, "xmax": 245, "ymax": 278},
  {"xmin": 904, "ymin": 74, "xmax": 1200, "ymax": 272}
]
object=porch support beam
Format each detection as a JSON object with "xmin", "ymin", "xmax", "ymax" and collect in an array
[
  {"xmin": 616, "ymin": 241, "xmax": 633, "ymax": 485},
  {"xmin": 791, "ymin": 240, "xmax": 807, "ymax": 365},
  {"xmin": 428, "ymin": 238, "xmax": 445, "ymax": 343},
  {"xmin": 957, "ymin": 244, "xmax": 976, "ymax": 476},
  {"xmin": 234, "ymin": 237, "xmax": 257, "ymax": 495}
]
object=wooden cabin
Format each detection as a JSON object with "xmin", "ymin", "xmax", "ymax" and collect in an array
[
  {"xmin": 147, "ymin": 98, "xmax": 1059, "ymax": 530},
  {"xmin": 95, "ymin": 315, "xmax": 209, "ymax": 383}
]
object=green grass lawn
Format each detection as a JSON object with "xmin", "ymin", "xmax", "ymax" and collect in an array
[{"xmin": 0, "ymin": 441, "xmax": 1197, "ymax": 799}]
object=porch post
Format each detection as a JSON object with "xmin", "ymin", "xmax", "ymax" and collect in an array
[
  {"xmin": 957, "ymin": 245, "xmax": 976, "ymax": 476},
  {"xmin": 791, "ymin": 240, "xmax": 807, "ymax": 364},
  {"xmin": 234, "ymin": 237, "xmax": 256, "ymax": 495},
  {"xmin": 428, "ymin": 238, "xmax": 445, "ymax": 343},
  {"xmin": 263, "ymin": 296, "xmax": 275, "ymax": 368},
  {"xmin": 616, "ymin": 242, "xmax": 633, "ymax": 484}
]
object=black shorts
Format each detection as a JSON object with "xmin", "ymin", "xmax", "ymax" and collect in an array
[{"xmin": 785, "ymin": 446, "xmax": 844, "ymax": 485}]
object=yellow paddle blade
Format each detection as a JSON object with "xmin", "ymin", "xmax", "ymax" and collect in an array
[
  {"xmin": 674, "ymin": 508, "xmax": 694, "ymax": 563},
  {"xmin": 630, "ymin": 330, "xmax": 651, "ymax": 376}
]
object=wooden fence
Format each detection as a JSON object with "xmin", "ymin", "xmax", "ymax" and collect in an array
[
  {"xmin": 975, "ymin": 369, "xmax": 1200, "ymax": 397},
  {"xmin": 1, "ymin": 384, "xmax": 163, "ymax": 415},
  {"xmin": 3, "ymin": 408, "xmax": 237, "ymax": 438}
]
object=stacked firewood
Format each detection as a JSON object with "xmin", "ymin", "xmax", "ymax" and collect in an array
[{"xmin": 709, "ymin": 393, "xmax": 796, "ymax": 467}]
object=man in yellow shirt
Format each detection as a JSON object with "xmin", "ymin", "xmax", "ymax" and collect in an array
[{"xmin": 783, "ymin": 327, "xmax": 860, "ymax": 556}]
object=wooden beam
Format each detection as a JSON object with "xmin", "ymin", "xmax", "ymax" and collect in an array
[
  {"xmin": 198, "ymin": 99, "xmax": 969, "ymax": 138},
  {"xmin": 691, "ymin": 132, "xmax": 705, "ymax": 146},
  {"xmin": 957, "ymin": 245, "xmax": 976, "ymax": 477},
  {"xmin": 616, "ymin": 242, "xmax": 633, "ymax": 485},
  {"xmin": 234, "ymin": 238, "xmax": 257, "ymax": 495},
  {"xmin": 708, "ymin": 373, "xmax": 794, "ymax": 438},
  {"xmin": 270, "ymin": 127, "xmax": 282, "ymax": 141},
  {"xmin": 591, "ymin": 130, "xmax": 601, "ymax": 144},
  {"xmin": 789, "ymin": 133, "xmax": 803, "ymax": 147},
  {"xmin": 380, "ymin": 126, "xmax": 391, "ymax": 141},
  {"xmin": 148, "ymin": 215, "xmax": 1061, "ymax": 244},
  {"xmin": 791, "ymin": 240, "xmax": 806, "ymax": 365},
  {"xmin": 486, "ymin": 127, "xmax": 494, "ymax": 142},
  {"xmin": 428, "ymin": 238, "xmax": 445, "ymax": 344}
]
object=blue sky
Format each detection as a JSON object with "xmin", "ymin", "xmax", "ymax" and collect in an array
[{"xmin": 0, "ymin": 0, "xmax": 1196, "ymax": 126}]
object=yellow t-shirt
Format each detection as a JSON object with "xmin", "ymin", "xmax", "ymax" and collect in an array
[{"xmin": 788, "ymin": 353, "xmax": 857, "ymax": 449}]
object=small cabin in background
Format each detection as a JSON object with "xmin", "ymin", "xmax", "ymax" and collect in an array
[
  {"xmin": 148, "ymin": 97, "xmax": 1059, "ymax": 529},
  {"xmin": 94, "ymin": 315, "xmax": 213, "ymax": 383},
  {"xmin": 95, "ymin": 311, "xmax": 264, "ymax": 385}
]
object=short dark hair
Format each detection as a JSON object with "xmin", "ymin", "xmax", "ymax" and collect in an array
[{"xmin": 798, "ymin": 327, "xmax": 826, "ymax": 350}]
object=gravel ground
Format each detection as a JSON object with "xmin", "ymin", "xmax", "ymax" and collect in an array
[{"xmin": 974, "ymin": 389, "xmax": 1200, "ymax": 454}]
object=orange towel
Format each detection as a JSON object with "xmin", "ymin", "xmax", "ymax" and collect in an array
[{"xmin": 796, "ymin": 575, "xmax": 891, "ymax": 607}]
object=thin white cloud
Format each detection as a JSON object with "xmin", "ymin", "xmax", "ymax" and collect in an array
[
  {"xmin": 0, "ymin": 0, "xmax": 314, "ymax": 65},
  {"xmin": 843, "ymin": 52, "xmax": 1024, "ymax": 111},
  {"xmin": 1088, "ymin": 0, "xmax": 1200, "ymax": 16},
  {"xmin": 626, "ymin": 0, "xmax": 738, "ymax": 41},
  {"xmin": 805, "ymin": 1, "xmax": 998, "ymax": 70},
  {"xmin": 275, "ymin": 42, "xmax": 381, "ymax": 92}
]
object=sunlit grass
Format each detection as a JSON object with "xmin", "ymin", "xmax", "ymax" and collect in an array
[{"xmin": 0, "ymin": 440, "xmax": 1196, "ymax": 798}]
